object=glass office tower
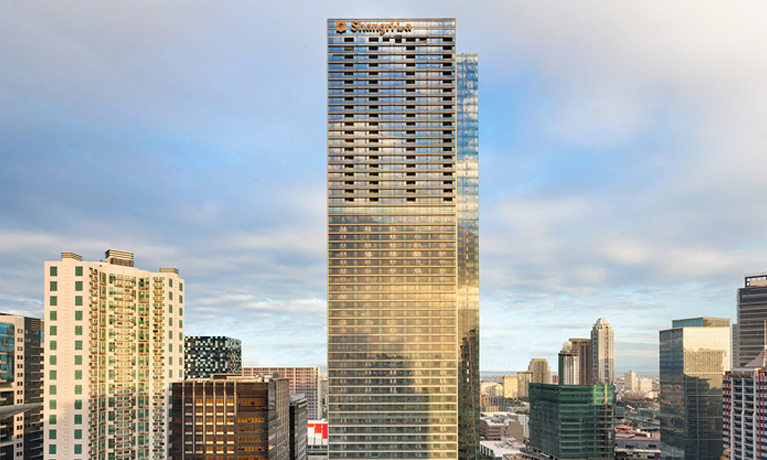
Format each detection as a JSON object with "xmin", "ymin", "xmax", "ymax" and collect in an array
[
  {"xmin": 327, "ymin": 19, "xmax": 479, "ymax": 460},
  {"xmin": 659, "ymin": 318, "xmax": 730, "ymax": 460}
]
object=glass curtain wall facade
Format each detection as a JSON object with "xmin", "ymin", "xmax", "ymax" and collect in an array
[
  {"xmin": 525, "ymin": 384, "xmax": 615, "ymax": 460},
  {"xmin": 737, "ymin": 273, "xmax": 767, "ymax": 367},
  {"xmin": 327, "ymin": 19, "xmax": 479, "ymax": 460},
  {"xmin": 659, "ymin": 319, "xmax": 730, "ymax": 460}
]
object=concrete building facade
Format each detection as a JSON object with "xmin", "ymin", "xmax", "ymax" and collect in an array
[
  {"xmin": 44, "ymin": 250, "xmax": 185, "ymax": 460},
  {"xmin": 243, "ymin": 367, "xmax": 322, "ymax": 421}
]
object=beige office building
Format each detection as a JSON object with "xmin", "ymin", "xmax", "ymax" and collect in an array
[
  {"xmin": 327, "ymin": 18, "xmax": 479, "ymax": 460},
  {"xmin": 44, "ymin": 250, "xmax": 185, "ymax": 460},
  {"xmin": 503, "ymin": 375, "xmax": 518, "ymax": 399}
]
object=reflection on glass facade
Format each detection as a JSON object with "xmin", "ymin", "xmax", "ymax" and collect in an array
[
  {"xmin": 184, "ymin": 335, "xmax": 243, "ymax": 379},
  {"xmin": 659, "ymin": 318, "xmax": 730, "ymax": 460},
  {"xmin": 327, "ymin": 19, "xmax": 479, "ymax": 460}
]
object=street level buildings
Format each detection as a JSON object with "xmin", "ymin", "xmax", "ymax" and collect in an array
[
  {"xmin": 44, "ymin": 250, "xmax": 185, "ymax": 460},
  {"xmin": 525, "ymin": 384, "xmax": 616, "ymax": 460},
  {"xmin": 0, "ymin": 313, "xmax": 44, "ymax": 460},
  {"xmin": 591, "ymin": 318, "xmax": 614, "ymax": 385},
  {"xmin": 327, "ymin": 18, "xmax": 479, "ymax": 460},
  {"xmin": 736, "ymin": 273, "xmax": 767, "ymax": 367},
  {"xmin": 170, "ymin": 374, "xmax": 290, "ymax": 460},
  {"xmin": 185, "ymin": 336, "xmax": 242, "ymax": 379},
  {"xmin": 243, "ymin": 367, "xmax": 322, "ymax": 420},
  {"xmin": 723, "ymin": 347, "xmax": 767, "ymax": 460},
  {"xmin": 659, "ymin": 317, "xmax": 730, "ymax": 460}
]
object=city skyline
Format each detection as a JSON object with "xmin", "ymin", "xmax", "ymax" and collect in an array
[{"xmin": 1, "ymin": 1, "xmax": 767, "ymax": 374}]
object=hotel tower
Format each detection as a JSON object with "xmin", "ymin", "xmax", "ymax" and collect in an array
[
  {"xmin": 327, "ymin": 19, "xmax": 479, "ymax": 460},
  {"xmin": 44, "ymin": 250, "xmax": 185, "ymax": 460}
]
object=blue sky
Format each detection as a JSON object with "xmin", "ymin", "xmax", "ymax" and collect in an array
[{"xmin": 1, "ymin": 1, "xmax": 766, "ymax": 375}]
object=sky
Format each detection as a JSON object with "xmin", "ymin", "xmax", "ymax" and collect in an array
[{"xmin": 1, "ymin": 1, "xmax": 766, "ymax": 376}]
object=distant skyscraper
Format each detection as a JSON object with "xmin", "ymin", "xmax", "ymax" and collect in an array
[
  {"xmin": 737, "ymin": 273, "xmax": 767, "ymax": 366},
  {"xmin": 527, "ymin": 384, "xmax": 615, "ymax": 460},
  {"xmin": 660, "ymin": 317, "xmax": 730, "ymax": 460},
  {"xmin": 528, "ymin": 358, "xmax": 551, "ymax": 384},
  {"xmin": 624, "ymin": 370, "xmax": 637, "ymax": 391},
  {"xmin": 732, "ymin": 323, "xmax": 739, "ymax": 368},
  {"xmin": 327, "ymin": 18, "xmax": 479, "ymax": 460},
  {"xmin": 503, "ymin": 375, "xmax": 518, "ymax": 399},
  {"xmin": 724, "ymin": 347, "xmax": 767, "ymax": 460},
  {"xmin": 171, "ymin": 374, "xmax": 290, "ymax": 460},
  {"xmin": 185, "ymin": 336, "xmax": 242, "ymax": 379},
  {"xmin": 45, "ymin": 250, "xmax": 185, "ymax": 460},
  {"xmin": 243, "ymin": 367, "xmax": 322, "ymax": 420},
  {"xmin": 558, "ymin": 341, "xmax": 579, "ymax": 385},
  {"xmin": 591, "ymin": 318, "xmax": 614, "ymax": 384},
  {"xmin": 569, "ymin": 338, "xmax": 593, "ymax": 385},
  {"xmin": 0, "ymin": 313, "xmax": 43, "ymax": 460},
  {"xmin": 517, "ymin": 371, "xmax": 533, "ymax": 399}
]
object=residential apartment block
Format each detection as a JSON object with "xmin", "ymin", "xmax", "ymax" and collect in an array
[{"xmin": 44, "ymin": 250, "xmax": 185, "ymax": 460}]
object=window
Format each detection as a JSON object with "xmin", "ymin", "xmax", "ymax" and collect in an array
[
  {"xmin": 49, "ymin": 430, "xmax": 56, "ymax": 440},
  {"xmin": 75, "ymin": 281, "xmax": 83, "ymax": 291},
  {"xmin": 179, "ymin": 282, "xmax": 183, "ymax": 292},
  {"xmin": 75, "ymin": 444, "xmax": 82, "ymax": 454},
  {"xmin": 49, "ymin": 400, "xmax": 56, "ymax": 410},
  {"xmin": 75, "ymin": 266, "xmax": 83, "ymax": 276},
  {"xmin": 49, "ymin": 371, "xmax": 56, "ymax": 380},
  {"xmin": 49, "ymin": 385, "xmax": 56, "ymax": 395},
  {"xmin": 49, "ymin": 446, "xmax": 56, "ymax": 455},
  {"xmin": 75, "ymin": 385, "xmax": 82, "ymax": 395},
  {"xmin": 74, "ymin": 415, "xmax": 82, "ymax": 424},
  {"xmin": 50, "ymin": 311, "xmax": 57, "ymax": 321},
  {"xmin": 179, "ymin": 320, "xmax": 183, "ymax": 328},
  {"xmin": 75, "ymin": 400, "xmax": 82, "ymax": 410},
  {"xmin": 75, "ymin": 355, "xmax": 82, "ymax": 365},
  {"xmin": 49, "ymin": 341, "xmax": 56, "ymax": 351},
  {"xmin": 49, "ymin": 326, "xmax": 57, "ymax": 336},
  {"xmin": 75, "ymin": 296, "xmax": 82, "ymax": 306},
  {"xmin": 169, "ymin": 318, "xmax": 173, "ymax": 326},
  {"xmin": 75, "ymin": 310, "xmax": 83, "ymax": 321},
  {"xmin": 50, "ymin": 266, "xmax": 57, "ymax": 276},
  {"xmin": 50, "ymin": 296, "xmax": 57, "ymax": 306},
  {"xmin": 169, "ymin": 279, "xmax": 173, "ymax": 288},
  {"xmin": 49, "ymin": 356, "xmax": 56, "ymax": 365},
  {"xmin": 75, "ymin": 370, "xmax": 82, "ymax": 380},
  {"xmin": 75, "ymin": 326, "xmax": 83, "ymax": 336},
  {"xmin": 169, "ymin": 305, "xmax": 173, "ymax": 313},
  {"xmin": 169, "ymin": 292, "xmax": 173, "ymax": 300},
  {"xmin": 180, "ymin": 295, "xmax": 183, "ymax": 304},
  {"xmin": 49, "ymin": 281, "xmax": 57, "ymax": 291},
  {"xmin": 75, "ymin": 341, "xmax": 83, "ymax": 350},
  {"xmin": 179, "ymin": 308, "xmax": 183, "ymax": 316},
  {"xmin": 49, "ymin": 415, "xmax": 56, "ymax": 425}
]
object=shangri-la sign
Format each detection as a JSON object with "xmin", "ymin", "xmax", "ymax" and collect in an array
[{"xmin": 335, "ymin": 20, "xmax": 413, "ymax": 35}]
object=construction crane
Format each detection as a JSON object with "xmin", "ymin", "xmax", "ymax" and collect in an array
[{"xmin": 625, "ymin": 405, "xmax": 635, "ymax": 423}]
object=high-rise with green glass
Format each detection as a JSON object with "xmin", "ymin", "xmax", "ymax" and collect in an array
[{"xmin": 327, "ymin": 19, "xmax": 479, "ymax": 460}]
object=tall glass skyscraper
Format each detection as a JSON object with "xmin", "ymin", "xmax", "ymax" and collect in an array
[
  {"xmin": 659, "ymin": 317, "xmax": 730, "ymax": 460},
  {"xmin": 327, "ymin": 19, "xmax": 479, "ymax": 460}
]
